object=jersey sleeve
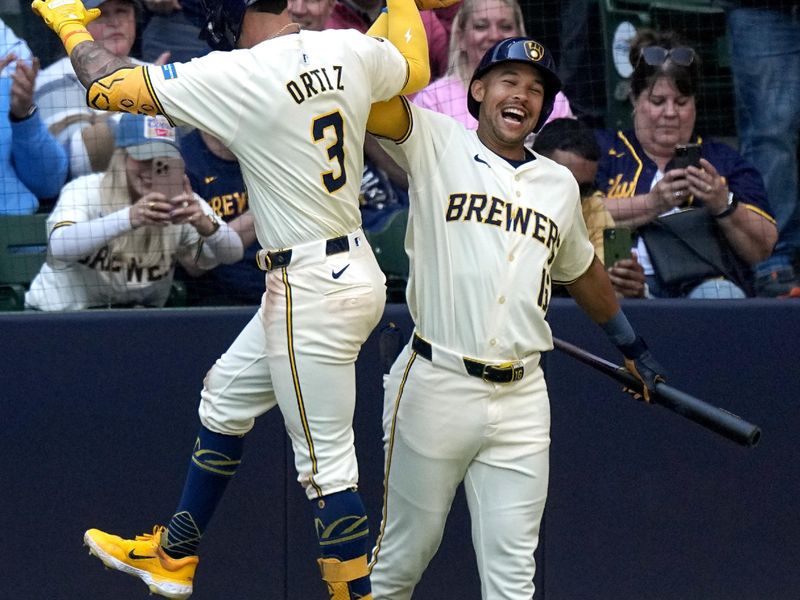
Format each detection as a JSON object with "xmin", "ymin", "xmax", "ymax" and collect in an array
[
  {"xmin": 593, "ymin": 128, "xmax": 617, "ymax": 195},
  {"xmin": 355, "ymin": 32, "xmax": 414, "ymax": 103},
  {"xmin": 144, "ymin": 54, "xmax": 247, "ymax": 145},
  {"xmin": 47, "ymin": 176, "xmax": 102, "ymax": 231},
  {"xmin": 708, "ymin": 141, "xmax": 773, "ymax": 219},
  {"xmin": 550, "ymin": 178, "xmax": 596, "ymax": 284},
  {"xmin": 376, "ymin": 102, "xmax": 455, "ymax": 178}
]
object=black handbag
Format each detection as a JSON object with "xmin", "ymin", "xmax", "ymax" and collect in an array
[{"xmin": 639, "ymin": 208, "xmax": 753, "ymax": 296}]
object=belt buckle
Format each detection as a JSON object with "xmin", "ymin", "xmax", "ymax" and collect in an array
[
  {"xmin": 483, "ymin": 361, "xmax": 525, "ymax": 383},
  {"xmin": 256, "ymin": 251, "xmax": 274, "ymax": 271}
]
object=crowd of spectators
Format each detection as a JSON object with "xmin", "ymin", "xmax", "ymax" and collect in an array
[{"xmin": 1, "ymin": 0, "xmax": 797, "ymax": 308}]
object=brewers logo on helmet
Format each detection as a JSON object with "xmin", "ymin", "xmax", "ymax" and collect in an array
[{"xmin": 467, "ymin": 36, "xmax": 562, "ymax": 133}]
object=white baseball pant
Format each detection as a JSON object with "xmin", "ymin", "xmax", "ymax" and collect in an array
[{"xmin": 199, "ymin": 230, "xmax": 386, "ymax": 499}]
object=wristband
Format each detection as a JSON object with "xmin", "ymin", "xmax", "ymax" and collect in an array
[
  {"xmin": 60, "ymin": 23, "xmax": 94, "ymax": 54},
  {"xmin": 712, "ymin": 191, "xmax": 739, "ymax": 219},
  {"xmin": 201, "ymin": 213, "xmax": 222, "ymax": 237},
  {"xmin": 599, "ymin": 310, "xmax": 636, "ymax": 348},
  {"xmin": 9, "ymin": 104, "xmax": 37, "ymax": 123}
]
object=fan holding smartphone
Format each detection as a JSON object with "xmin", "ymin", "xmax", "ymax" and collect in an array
[
  {"xmin": 25, "ymin": 114, "xmax": 244, "ymax": 311},
  {"xmin": 592, "ymin": 28, "xmax": 777, "ymax": 298}
]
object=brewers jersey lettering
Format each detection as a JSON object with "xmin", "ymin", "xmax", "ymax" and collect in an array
[
  {"xmin": 369, "ymin": 102, "xmax": 595, "ymax": 599},
  {"xmin": 25, "ymin": 174, "xmax": 221, "ymax": 310},
  {"xmin": 385, "ymin": 105, "xmax": 594, "ymax": 359}
]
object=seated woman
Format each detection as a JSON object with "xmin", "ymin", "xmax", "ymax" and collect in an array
[
  {"xmin": 413, "ymin": 0, "xmax": 572, "ymax": 130},
  {"xmin": 595, "ymin": 28, "xmax": 777, "ymax": 298},
  {"xmin": 25, "ymin": 114, "xmax": 243, "ymax": 311}
]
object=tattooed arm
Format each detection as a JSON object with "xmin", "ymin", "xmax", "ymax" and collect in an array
[
  {"xmin": 32, "ymin": 0, "xmax": 162, "ymax": 116},
  {"xmin": 31, "ymin": 0, "xmax": 134, "ymax": 86},
  {"xmin": 69, "ymin": 42, "xmax": 134, "ymax": 89}
]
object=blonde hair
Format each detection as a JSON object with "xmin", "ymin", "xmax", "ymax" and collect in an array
[
  {"xmin": 100, "ymin": 149, "xmax": 181, "ymax": 268},
  {"xmin": 447, "ymin": 0, "xmax": 526, "ymax": 86}
]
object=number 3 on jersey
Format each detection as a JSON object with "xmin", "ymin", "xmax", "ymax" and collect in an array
[{"xmin": 312, "ymin": 111, "xmax": 346, "ymax": 193}]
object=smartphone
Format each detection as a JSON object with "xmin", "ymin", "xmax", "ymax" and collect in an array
[
  {"xmin": 603, "ymin": 227, "xmax": 632, "ymax": 266},
  {"xmin": 150, "ymin": 157, "xmax": 185, "ymax": 200},
  {"xmin": 667, "ymin": 143, "xmax": 702, "ymax": 171}
]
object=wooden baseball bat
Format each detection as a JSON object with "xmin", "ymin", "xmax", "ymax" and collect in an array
[{"xmin": 552, "ymin": 337, "xmax": 761, "ymax": 447}]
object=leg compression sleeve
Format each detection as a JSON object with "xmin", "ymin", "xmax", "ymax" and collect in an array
[{"xmin": 162, "ymin": 425, "xmax": 244, "ymax": 558}]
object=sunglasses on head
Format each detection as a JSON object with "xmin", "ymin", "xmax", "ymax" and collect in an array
[{"xmin": 638, "ymin": 46, "xmax": 695, "ymax": 68}]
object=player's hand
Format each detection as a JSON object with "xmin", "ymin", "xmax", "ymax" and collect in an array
[
  {"xmin": 617, "ymin": 335, "xmax": 666, "ymax": 402},
  {"xmin": 31, "ymin": 0, "xmax": 100, "ymax": 34},
  {"xmin": 414, "ymin": 0, "xmax": 460, "ymax": 9},
  {"xmin": 130, "ymin": 193, "xmax": 173, "ymax": 228}
]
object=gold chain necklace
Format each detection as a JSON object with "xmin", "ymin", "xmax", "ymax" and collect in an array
[{"xmin": 268, "ymin": 22, "xmax": 301, "ymax": 40}]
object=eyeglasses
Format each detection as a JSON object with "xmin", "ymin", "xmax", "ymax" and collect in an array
[{"xmin": 638, "ymin": 46, "xmax": 696, "ymax": 68}]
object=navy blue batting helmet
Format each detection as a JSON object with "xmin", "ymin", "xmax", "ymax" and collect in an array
[
  {"xmin": 467, "ymin": 37, "xmax": 562, "ymax": 133},
  {"xmin": 199, "ymin": 0, "xmax": 259, "ymax": 51}
]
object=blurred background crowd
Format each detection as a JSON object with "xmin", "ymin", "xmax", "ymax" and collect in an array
[{"xmin": 0, "ymin": 0, "xmax": 797, "ymax": 309}]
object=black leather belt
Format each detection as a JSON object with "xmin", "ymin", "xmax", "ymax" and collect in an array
[
  {"xmin": 256, "ymin": 235, "xmax": 349, "ymax": 271},
  {"xmin": 411, "ymin": 333, "xmax": 524, "ymax": 384}
]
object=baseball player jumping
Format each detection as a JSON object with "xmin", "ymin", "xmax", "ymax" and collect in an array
[
  {"xmin": 365, "ymin": 36, "xmax": 666, "ymax": 598},
  {"xmin": 30, "ymin": 0, "xmax": 432, "ymax": 598}
]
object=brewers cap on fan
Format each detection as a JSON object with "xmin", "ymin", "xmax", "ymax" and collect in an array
[
  {"xmin": 467, "ymin": 36, "xmax": 562, "ymax": 133},
  {"xmin": 83, "ymin": 0, "xmax": 142, "ymax": 10},
  {"xmin": 115, "ymin": 114, "xmax": 182, "ymax": 160}
]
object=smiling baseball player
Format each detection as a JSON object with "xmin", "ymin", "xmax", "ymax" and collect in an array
[
  {"xmin": 29, "ymin": 0, "xmax": 431, "ymax": 597},
  {"xmin": 365, "ymin": 36, "xmax": 666, "ymax": 598}
]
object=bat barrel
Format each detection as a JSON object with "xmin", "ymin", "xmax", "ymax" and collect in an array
[
  {"xmin": 654, "ymin": 382, "xmax": 761, "ymax": 447},
  {"xmin": 551, "ymin": 337, "xmax": 762, "ymax": 448}
]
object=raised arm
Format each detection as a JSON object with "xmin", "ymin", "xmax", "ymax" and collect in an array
[
  {"xmin": 364, "ymin": 0, "xmax": 428, "ymax": 141},
  {"xmin": 31, "ymin": 0, "xmax": 158, "ymax": 116},
  {"xmin": 370, "ymin": 0, "xmax": 431, "ymax": 96},
  {"xmin": 31, "ymin": 0, "xmax": 132, "ymax": 86}
]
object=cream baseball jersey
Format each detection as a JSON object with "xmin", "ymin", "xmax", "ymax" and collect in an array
[
  {"xmin": 25, "ymin": 174, "xmax": 218, "ymax": 310},
  {"xmin": 379, "ymin": 103, "xmax": 595, "ymax": 360},
  {"xmin": 145, "ymin": 29, "xmax": 409, "ymax": 250}
]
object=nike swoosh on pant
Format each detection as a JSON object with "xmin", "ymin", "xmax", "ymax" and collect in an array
[{"xmin": 332, "ymin": 264, "xmax": 350, "ymax": 279}]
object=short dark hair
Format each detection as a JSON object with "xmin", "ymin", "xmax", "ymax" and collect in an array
[
  {"xmin": 532, "ymin": 118, "xmax": 600, "ymax": 162},
  {"xmin": 251, "ymin": 0, "xmax": 288, "ymax": 15},
  {"xmin": 628, "ymin": 28, "xmax": 700, "ymax": 100}
]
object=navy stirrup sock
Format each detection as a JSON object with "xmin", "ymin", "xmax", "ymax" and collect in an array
[{"xmin": 162, "ymin": 425, "xmax": 244, "ymax": 558}]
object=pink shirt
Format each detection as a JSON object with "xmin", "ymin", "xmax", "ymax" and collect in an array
[
  {"xmin": 413, "ymin": 74, "xmax": 574, "ymax": 130},
  {"xmin": 325, "ymin": 1, "xmax": 450, "ymax": 79}
]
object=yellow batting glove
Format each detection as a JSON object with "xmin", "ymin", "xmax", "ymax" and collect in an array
[{"xmin": 31, "ymin": 0, "xmax": 100, "ymax": 54}]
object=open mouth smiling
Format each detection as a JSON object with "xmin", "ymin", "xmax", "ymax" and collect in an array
[{"xmin": 501, "ymin": 106, "xmax": 526, "ymax": 124}]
